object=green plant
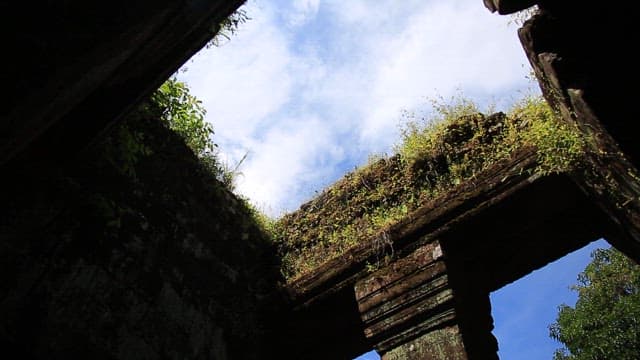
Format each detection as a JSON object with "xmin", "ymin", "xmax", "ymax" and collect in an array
[
  {"xmin": 509, "ymin": 95, "xmax": 586, "ymax": 175},
  {"xmin": 136, "ymin": 77, "xmax": 246, "ymax": 189},
  {"xmin": 101, "ymin": 121, "xmax": 153, "ymax": 179},
  {"xmin": 549, "ymin": 247, "xmax": 640, "ymax": 359},
  {"xmin": 151, "ymin": 78, "xmax": 214, "ymax": 157},
  {"xmin": 396, "ymin": 94, "xmax": 480, "ymax": 164},
  {"xmin": 207, "ymin": 8, "xmax": 249, "ymax": 48}
]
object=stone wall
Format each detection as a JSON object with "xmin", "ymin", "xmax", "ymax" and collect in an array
[
  {"xmin": 0, "ymin": 113, "xmax": 282, "ymax": 359},
  {"xmin": 2, "ymin": 0, "xmax": 245, "ymax": 168},
  {"xmin": 506, "ymin": 0, "xmax": 640, "ymax": 260}
]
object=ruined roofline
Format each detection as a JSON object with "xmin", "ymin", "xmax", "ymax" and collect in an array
[
  {"xmin": 286, "ymin": 147, "xmax": 543, "ymax": 306},
  {"xmin": 275, "ymin": 99, "xmax": 586, "ymax": 291}
]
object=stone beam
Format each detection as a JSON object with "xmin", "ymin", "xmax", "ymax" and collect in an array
[
  {"xmin": 441, "ymin": 172, "xmax": 612, "ymax": 293},
  {"xmin": 286, "ymin": 149, "xmax": 541, "ymax": 307}
]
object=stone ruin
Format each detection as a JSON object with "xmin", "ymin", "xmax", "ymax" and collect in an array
[{"xmin": 1, "ymin": 1, "xmax": 639, "ymax": 359}]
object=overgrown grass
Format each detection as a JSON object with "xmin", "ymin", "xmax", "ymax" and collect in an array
[{"xmin": 273, "ymin": 95, "xmax": 586, "ymax": 281}]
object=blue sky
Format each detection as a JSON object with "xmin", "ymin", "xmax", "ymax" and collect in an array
[
  {"xmin": 177, "ymin": 0, "xmax": 607, "ymax": 358},
  {"xmin": 179, "ymin": 0, "xmax": 533, "ymax": 215},
  {"xmin": 490, "ymin": 239, "xmax": 609, "ymax": 359}
]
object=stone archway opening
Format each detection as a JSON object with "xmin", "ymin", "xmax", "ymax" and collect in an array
[{"xmin": 490, "ymin": 238, "xmax": 609, "ymax": 359}]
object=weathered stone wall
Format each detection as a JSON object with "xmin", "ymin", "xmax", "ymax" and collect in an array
[
  {"xmin": 510, "ymin": 1, "xmax": 640, "ymax": 261},
  {"xmin": 0, "ymin": 113, "xmax": 282, "ymax": 359},
  {"xmin": 2, "ymin": 0, "xmax": 245, "ymax": 168}
]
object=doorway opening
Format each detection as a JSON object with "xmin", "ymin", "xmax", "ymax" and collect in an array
[{"xmin": 490, "ymin": 238, "xmax": 609, "ymax": 359}]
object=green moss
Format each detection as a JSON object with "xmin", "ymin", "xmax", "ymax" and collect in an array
[{"xmin": 274, "ymin": 95, "xmax": 587, "ymax": 281}]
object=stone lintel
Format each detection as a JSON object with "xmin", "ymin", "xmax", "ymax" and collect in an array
[{"xmin": 288, "ymin": 149, "xmax": 539, "ymax": 307}]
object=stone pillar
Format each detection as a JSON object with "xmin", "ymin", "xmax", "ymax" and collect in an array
[
  {"xmin": 382, "ymin": 326, "xmax": 467, "ymax": 360},
  {"xmin": 355, "ymin": 241, "xmax": 471, "ymax": 359}
]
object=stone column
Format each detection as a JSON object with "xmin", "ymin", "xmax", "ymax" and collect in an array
[{"xmin": 354, "ymin": 241, "xmax": 468, "ymax": 359}]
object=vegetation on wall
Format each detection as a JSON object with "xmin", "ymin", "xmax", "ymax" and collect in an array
[
  {"xmin": 109, "ymin": 77, "xmax": 235, "ymax": 190},
  {"xmin": 549, "ymin": 247, "xmax": 640, "ymax": 359},
  {"xmin": 111, "ymin": 6, "xmax": 251, "ymax": 189},
  {"xmin": 207, "ymin": 8, "xmax": 249, "ymax": 48},
  {"xmin": 151, "ymin": 78, "xmax": 212, "ymax": 156},
  {"xmin": 273, "ymin": 95, "xmax": 586, "ymax": 281},
  {"xmin": 147, "ymin": 78, "xmax": 241, "ymax": 188}
]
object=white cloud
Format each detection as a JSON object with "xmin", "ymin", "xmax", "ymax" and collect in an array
[
  {"xmin": 235, "ymin": 117, "xmax": 344, "ymax": 216},
  {"xmin": 179, "ymin": 2, "xmax": 293, "ymax": 145},
  {"xmin": 287, "ymin": 0, "xmax": 320, "ymax": 27},
  {"xmin": 179, "ymin": 0, "xmax": 532, "ymax": 214},
  {"xmin": 354, "ymin": 1, "xmax": 529, "ymax": 147}
]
